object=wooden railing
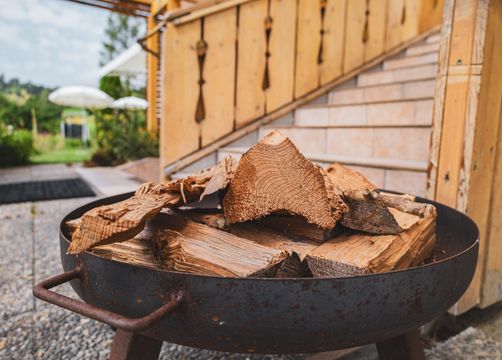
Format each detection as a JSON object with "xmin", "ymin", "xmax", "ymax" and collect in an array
[{"xmin": 159, "ymin": 0, "xmax": 443, "ymax": 170}]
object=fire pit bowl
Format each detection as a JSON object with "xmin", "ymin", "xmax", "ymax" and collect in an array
[{"xmin": 34, "ymin": 192, "xmax": 478, "ymax": 359}]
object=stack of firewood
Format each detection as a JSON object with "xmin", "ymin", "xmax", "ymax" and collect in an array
[{"xmin": 67, "ymin": 131, "xmax": 436, "ymax": 278}]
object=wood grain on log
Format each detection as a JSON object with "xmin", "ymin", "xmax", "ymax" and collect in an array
[
  {"xmin": 325, "ymin": 162, "xmax": 377, "ymax": 194},
  {"xmin": 223, "ymin": 131, "xmax": 347, "ymax": 229},
  {"xmin": 92, "ymin": 238, "xmax": 157, "ymax": 270},
  {"xmin": 147, "ymin": 213, "xmax": 300, "ymax": 277},
  {"xmin": 67, "ymin": 157, "xmax": 238, "ymax": 254},
  {"xmin": 305, "ymin": 206, "xmax": 437, "ymax": 277}
]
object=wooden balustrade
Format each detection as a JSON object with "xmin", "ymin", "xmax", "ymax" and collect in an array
[{"xmin": 159, "ymin": 0, "xmax": 444, "ymax": 168}]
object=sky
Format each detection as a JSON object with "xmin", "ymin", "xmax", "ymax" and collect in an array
[{"xmin": 0, "ymin": 0, "xmax": 117, "ymax": 88}]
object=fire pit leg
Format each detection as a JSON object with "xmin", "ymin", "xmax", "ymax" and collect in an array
[
  {"xmin": 109, "ymin": 329, "xmax": 163, "ymax": 360},
  {"xmin": 375, "ymin": 328, "xmax": 425, "ymax": 360}
]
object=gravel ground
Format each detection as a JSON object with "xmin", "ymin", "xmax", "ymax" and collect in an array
[
  {"xmin": 426, "ymin": 327, "xmax": 502, "ymax": 359},
  {"xmin": 0, "ymin": 198, "xmax": 304, "ymax": 360},
  {"xmin": 1, "ymin": 191, "xmax": 502, "ymax": 359}
]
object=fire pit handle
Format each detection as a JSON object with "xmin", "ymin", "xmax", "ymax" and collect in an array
[{"xmin": 33, "ymin": 267, "xmax": 186, "ymax": 332}]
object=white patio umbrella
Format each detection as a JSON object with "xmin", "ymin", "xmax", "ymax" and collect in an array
[
  {"xmin": 49, "ymin": 86, "xmax": 113, "ymax": 143},
  {"xmin": 48, "ymin": 86, "xmax": 113, "ymax": 109},
  {"xmin": 111, "ymin": 96, "xmax": 148, "ymax": 110}
]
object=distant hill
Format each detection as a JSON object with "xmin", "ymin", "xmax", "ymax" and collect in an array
[
  {"xmin": 0, "ymin": 75, "xmax": 62, "ymax": 133},
  {"xmin": 0, "ymin": 74, "xmax": 50, "ymax": 97}
]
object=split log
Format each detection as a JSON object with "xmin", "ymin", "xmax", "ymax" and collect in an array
[
  {"xmin": 340, "ymin": 189, "xmax": 433, "ymax": 234},
  {"xmin": 177, "ymin": 209, "xmax": 331, "ymax": 242},
  {"xmin": 324, "ymin": 163, "xmax": 430, "ymax": 234},
  {"xmin": 67, "ymin": 156, "xmax": 238, "ymax": 254},
  {"xmin": 92, "ymin": 238, "xmax": 157, "ymax": 270},
  {"xmin": 325, "ymin": 162, "xmax": 377, "ymax": 193},
  {"xmin": 146, "ymin": 213, "xmax": 301, "ymax": 278},
  {"xmin": 175, "ymin": 209, "xmax": 321, "ymax": 260},
  {"xmin": 223, "ymin": 131, "xmax": 348, "ymax": 229},
  {"xmin": 305, "ymin": 206, "xmax": 437, "ymax": 277}
]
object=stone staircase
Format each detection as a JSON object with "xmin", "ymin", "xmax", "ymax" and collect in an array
[{"xmin": 176, "ymin": 33, "xmax": 440, "ymax": 197}]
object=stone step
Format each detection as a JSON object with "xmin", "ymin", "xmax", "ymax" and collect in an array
[
  {"xmin": 328, "ymin": 79, "xmax": 435, "ymax": 105},
  {"xmin": 383, "ymin": 52, "xmax": 438, "ymax": 70},
  {"xmin": 406, "ymin": 41, "xmax": 440, "ymax": 56},
  {"xmin": 357, "ymin": 64, "xmax": 437, "ymax": 87},
  {"xmin": 295, "ymin": 99, "xmax": 433, "ymax": 127},
  {"xmin": 257, "ymin": 126, "xmax": 431, "ymax": 162},
  {"xmin": 426, "ymin": 33, "xmax": 441, "ymax": 44}
]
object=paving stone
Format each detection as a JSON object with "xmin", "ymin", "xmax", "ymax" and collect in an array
[{"xmin": 0, "ymin": 203, "xmax": 34, "ymax": 321}]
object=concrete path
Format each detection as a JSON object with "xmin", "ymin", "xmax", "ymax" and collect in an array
[
  {"xmin": 75, "ymin": 166, "xmax": 140, "ymax": 196},
  {"xmin": 0, "ymin": 163, "xmax": 79, "ymax": 185},
  {"xmin": 0, "ymin": 163, "xmax": 141, "ymax": 197}
]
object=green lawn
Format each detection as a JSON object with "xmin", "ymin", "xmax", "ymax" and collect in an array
[{"xmin": 30, "ymin": 147, "xmax": 93, "ymax": 164}]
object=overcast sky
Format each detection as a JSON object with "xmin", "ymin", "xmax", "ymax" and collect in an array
[{"xmin": 0, "ymin": 0, "xmax": 118, "ymax": 88}]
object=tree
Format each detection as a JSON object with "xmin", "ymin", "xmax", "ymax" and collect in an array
[{"xmin": 99, "ymin": 13, "xmax": 143, "ymax": 66}]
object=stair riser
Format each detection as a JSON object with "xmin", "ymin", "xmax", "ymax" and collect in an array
[
  {"xmin": 357, "ymin": 64, "xmax": 437, "ymax": 87},
  {"xmin": 329, "ymin": 80, "xmax": 435, "ymax": 105},
  {"xmin": 383, "ymin": 52, "xmax": 438, "ymax": 70},
  {"xmin": 295, "ymin": 100, "xmax": 433, "ymax": 127},
  {"xmin": 258, "ymin": 127, "xmax": 431, "ymax": 162},
  {"xmin": 406, "ymin": 42, "xmax": 440, "ymax": 56},
  {"xmin": 426, "ymin": 34, "xmax": 441, "ymax": 43}
]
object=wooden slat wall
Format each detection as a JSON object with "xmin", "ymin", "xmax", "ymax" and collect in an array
[
  {"xmin": 200, "ymin": 8, "xmax": 237, "ymax": 146},
  {"xmin": 364, "ymin": 0, "xmax": 387, "ymax": 61},
  {"xmin": 320, "ymin": 0, "xmax": 346, "ymax": 85},
  {"xmin": 161, "ymin": 21, "xmax": 201, "ymax": 165},
  {"xmin": 160, "ymin": 0, "xmax": 443, "ymax": 170},
  {"xmin": 419, "ymin": 0, "xmax": 445, "ymax": 32},
  {"xmin": 294, "ymin": 0, "xmax": 322, "ymax": 98},
  {"xmin": 235, "ymin": 0, "xmax": 268, "ymax": 127},
  {"xmin": 266, "ymin": 0, "xmax": 297, "ymax": 112},
  {"xmin": 343, "ymin": 0, "xmax": 366, "ymax": 72},
  {"xmin": 385, "ymin": 0, "xmax": 406, "ymax": 50}
]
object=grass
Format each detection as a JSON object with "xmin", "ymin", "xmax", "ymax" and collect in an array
[{"xmin": 30, "ymin": 146, "xmax": 93, "ymax": 164}]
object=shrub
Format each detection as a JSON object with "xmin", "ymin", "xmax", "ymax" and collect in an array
[
  {"xmin": 0, "ymin": 125, "xmax": 34, "ymax": 167},
  {"xmin": 90, "ymin": 109, "xmax": 158, "ymax": 166}
]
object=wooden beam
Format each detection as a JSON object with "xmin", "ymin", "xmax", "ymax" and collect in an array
[
  {"xmin": 146, "ymin": 16, "xmax": 159, "ymax": 133},
  {"xmin": 172, "ymin": 0, "xmax": 255, "ymax": 25},
  {"xmin": 478, "ymin": 0, "xmax": 502, "ymax": 308},
  {"xmin": 430, "ymin": 0, "xmax": 501, "ymax": 314}
]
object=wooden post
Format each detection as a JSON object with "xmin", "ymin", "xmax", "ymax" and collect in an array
[
  {"xmin": 428, "ymin": 0, "xmax": 502, "ymax": 313},
  {"xmin": 478, "ymin": 0, "xmax": 502, "ymax": 308},
  {"xmin": 146, "ymin": 15, "xmax": 160, "ymax": 133}
]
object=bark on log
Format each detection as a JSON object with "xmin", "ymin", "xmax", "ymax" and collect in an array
[
  {"xmin": 223, "ymin": 131, "xmax": 348, "ymax": 229},
  {"xmin": 305, "ymin": 206, "xmax": 437, "ymax": 277},
  {"xmin": 324, "ymin": 163, "xmax": 428, "ymax": 234},
  {"xmin": 67, "ymin": 157, "xmax": 238, "ymax": 254},
  {"xmin": 146, "ymin": 213, "xmax": 301, "ymax": 277}
]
